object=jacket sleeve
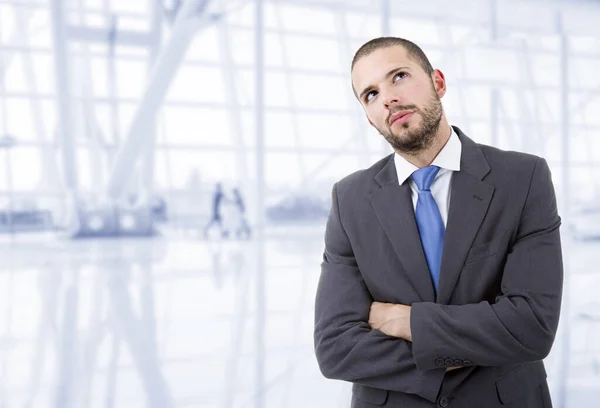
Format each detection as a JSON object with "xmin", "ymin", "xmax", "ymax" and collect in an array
[
  {"xmin": 314, "ymin": 182, "xmax": 445, "ymax": 403},
  {"xmin": 410, "ymin": 158, "xmax": 563, "ymax": 371}
]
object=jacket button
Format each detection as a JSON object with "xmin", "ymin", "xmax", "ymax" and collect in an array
[
  {"xmin": 435, "ymin": 358, "xmax": 445, "ymax": 366},
  {"xmin": 444, "ymin": 358, "xmax": 454, "ymax": 366},
  {"xmin": 463, "ymin": 360, "xmax": 473, "ymax": 366},
  {"xmin": 439, "ymin": 396, "xmax": 449, "ymax": 407},
  {"xmin": 453, "ymin": 359, "xmax": 462, "ymax": 366}
]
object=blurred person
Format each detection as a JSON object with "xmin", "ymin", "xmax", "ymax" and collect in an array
[
  {"xmin": 314, "ymin": 37, "xmax": 562, "ymax": 408},
  {"xmin": 231, "ymin": 187, "xmax": 252, "ymax": 239},
  {"xmin": 204, "ymin": 182, "xmax": 228, "ymax": 239}
]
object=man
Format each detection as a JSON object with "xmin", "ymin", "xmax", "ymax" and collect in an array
[
  {"xmin": 204, "ymin": 182, "xmax": 228, "ymax": 238},
  {"xmin": 313, "ymin": 37, "xmax": 563, "ymax": 408}
]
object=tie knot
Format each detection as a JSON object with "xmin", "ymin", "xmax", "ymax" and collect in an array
[{"xmin": 412, "ymin": 165, "xmax": 440, "ymax": 191}]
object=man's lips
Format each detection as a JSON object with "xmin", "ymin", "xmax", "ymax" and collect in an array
[{"xmin": 389, "ymin": 111, "xmax": 414, "ymax": 126}]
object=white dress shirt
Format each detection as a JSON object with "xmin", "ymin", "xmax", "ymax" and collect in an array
[{"xmin": 393, "ymin": 128, "xmax": 462, "ymax": 227}]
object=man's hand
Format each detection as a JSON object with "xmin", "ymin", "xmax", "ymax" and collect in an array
[
  {"xmin": 368, "ymin": 302, "xmax": 412, "ymax": 341},
  {"xmin": 369, "ymin": 302, "xmax": 465, "ymax": 372}
]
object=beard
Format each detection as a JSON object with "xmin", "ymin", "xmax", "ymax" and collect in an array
[{"xmin": 376, "ymin": 89, "xmax": 443, "ymax": 155}]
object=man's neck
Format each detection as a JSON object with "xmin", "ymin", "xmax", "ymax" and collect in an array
[{"xmin": 396, "ymin": 121, "xmax": 453, "ymax": 168}]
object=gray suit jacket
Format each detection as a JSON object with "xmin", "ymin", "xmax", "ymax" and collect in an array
[{"xmin": 314, "ymin": 127, "xmax": 563, "ymax": 407}]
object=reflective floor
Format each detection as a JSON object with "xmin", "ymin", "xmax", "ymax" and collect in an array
[{"xmin": 0, "ymin": 227, "xmax": 598, "ymax": 407}]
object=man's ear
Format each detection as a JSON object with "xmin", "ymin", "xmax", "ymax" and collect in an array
[{"xmin": 432, "ymin": 69, "xmax": 447, "ymax": 98}]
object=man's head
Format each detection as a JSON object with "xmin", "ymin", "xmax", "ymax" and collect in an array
[{"xmin": 351, "ymin": 37, "xmax": 446, "ymax": 155}]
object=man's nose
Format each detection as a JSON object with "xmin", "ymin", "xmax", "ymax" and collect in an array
[{"xmin": 382, "ymin": 90, "xmax": 401, "ymax": 109}]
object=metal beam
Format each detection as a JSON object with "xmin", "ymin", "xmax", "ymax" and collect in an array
[
  {"xmin": 50, "ymin": 0, "xmax": 78, "ymax": 191},
  {"xmin": 254, "ymin": 0, "xmax": 266, "ymax": 407},
  {"xmin": 106, "ymin": 15, "xmax": 121, "ymax": 166},
  {"xmin": 106, "ymin": 0, "xmax": 216, "ymax": 200},
  {"xmin": 380, "ymin": 0, "xmax": 390, "ymax": 36},
  {"xmin": 271, "ymin": 4, "xmax": 309, "ymax": 185},
  {"xmin": 138, "ymin": 0, "xmax": 164, "ymax": 202},
  {"xmin": 217, "ymin": 12, "xmax": 251, "ymax": 186},
  {"xmin": 66, "ymin": 25, "xmax": 153, "ymax": 46}
]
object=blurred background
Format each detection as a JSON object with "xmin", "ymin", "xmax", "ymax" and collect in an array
[{"xmin": 0, "ymin": 0, "xmax": 599, "ymax": 407}]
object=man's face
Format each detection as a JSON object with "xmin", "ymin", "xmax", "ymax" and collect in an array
[{"xmin": 351, "ymin": 46, "xmax": 445, "ymax": 154}]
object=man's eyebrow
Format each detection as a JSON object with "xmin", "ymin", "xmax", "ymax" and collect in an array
[{"xmin": 358, "ymin": 66, "xmax": 410, "ymax": 100}]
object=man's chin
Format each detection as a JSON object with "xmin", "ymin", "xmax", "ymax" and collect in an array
[
  {"xmin": 390, "ymin": 130, "xmax": 415, "ymax": 143},
  {"xmin": 387, "ymin": 132, "xmax": 430, "ymax": 153}
]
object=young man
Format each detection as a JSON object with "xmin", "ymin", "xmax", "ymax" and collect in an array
[{"xmin": 314, "ymin": 37, "xmax": 563, "ymax": 408}]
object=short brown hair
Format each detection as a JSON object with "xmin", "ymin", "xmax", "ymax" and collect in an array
[{"xmin": 351, "ymin": 37, "xmax": 434, "ymax": 75}]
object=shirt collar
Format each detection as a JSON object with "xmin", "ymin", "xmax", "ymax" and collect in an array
[{"xmin": 393, "ymin": 127, "xmax": 462, "ymax": 185}]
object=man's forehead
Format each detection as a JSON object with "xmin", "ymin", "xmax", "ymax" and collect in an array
[{"xmin": 352, "ymin": 46, "xmax": 414, "ymax": 91}]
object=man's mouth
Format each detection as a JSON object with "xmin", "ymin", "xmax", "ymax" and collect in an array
[{"xmin": 389, "ymin": 111, "xmax": 415, "ymax": 126}]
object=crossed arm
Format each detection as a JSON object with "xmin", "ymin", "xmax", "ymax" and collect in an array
[
  {"xmin": 314, "ymin": 158, "xmax": 563, "ymax": 400},
  {"xmin": 368, "ymin": 302, "xmax": 468, "ymax": 372}
]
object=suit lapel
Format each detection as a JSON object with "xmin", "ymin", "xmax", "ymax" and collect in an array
[
  {"xmin": 436, "ymin": 127, "xmax": 495, "ymax": 304},
  {"xmin": 368, "ymin": 127, "xmax": 494, "ymax": 304},
  {"xmin": 436, "ymin": 169, "xmax": 494, "ymax": 304},
  {"xmin": 369, "ymin": 156, "xmax": 436, "ymax": 303}
]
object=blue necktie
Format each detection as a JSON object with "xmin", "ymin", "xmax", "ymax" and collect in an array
[{"xmin": 412, "ymin": 166, "xmax": 445, "ymax": 293}]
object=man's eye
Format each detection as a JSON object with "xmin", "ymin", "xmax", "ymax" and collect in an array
[
  {"xmin": 366, "ymin": 91, "xmax": 377, "ymax": 102},
  {"xmin": 394, "ymin": 72, "xmax": 407, "ymax": 81}
]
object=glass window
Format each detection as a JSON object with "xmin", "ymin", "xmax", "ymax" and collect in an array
[
  {"xmin": 162, "ymin": 106, "xmax": 232, "ymax": 146},
  {"xmin": 186, "ymin": 26, "xmax": 221, "ymax": 63},
  {"xmin": 270, "ymin": 4, "xmax": 338, "ymax": 35},
  {"xmin": 115, "ymin": 58, "xmax": 148, "ymax": 99},
  {"xmin": 167, "ymin": 65, "xmax": 226, "ymax": 103},
  {"xmin": 6, "ymin": 146, "xmax": 43, "ymax": 191},
  {"xmin": 0, "ymin": 4, "xmax": 16, "ymax": 44},
  {"xmin": 289, "ymin": 73, "xmax": 347, "ymax": 110},
  {"xmin": 282, "ymin": 35, "xmax": 342, "ymax": 73}
]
